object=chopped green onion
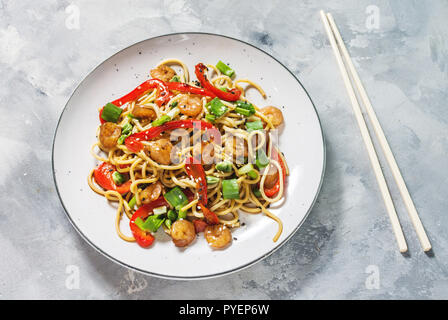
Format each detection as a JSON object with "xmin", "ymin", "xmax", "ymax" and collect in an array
[
  {"xmin": 205, "ymin": 114, "xmax": 216, "ymax": 123},
  {"xmin": 169, "ymin": 101, "xmax": 178, "ymax": 109},
  {"xmin": 236, "ymin": 100, "xmax": 254, "ymax": 109},
  {"xmin": 135, "ymin": 214, "xmax": 165, "ymax": 232},
  {"xmin": 252, "ymin": 188, "xmax": 262, "ymax": 197},
  {"xmin": 112, "ymin": 171, "xmax": 125, "ymax": 185},
  {"xmin": 151, "ymin": 115, "xmax": 171, "ymax": 127},
  {"xmin": 117, "ymin": 123, "xmax": 134, "ymax": 144},
  {"xmin": 164, "ymin": 219, "xmax": 172, "ymax": 229},
  {"xmin": 128, "ymin": 196, "xmax": 137, "ymax": 209},
  {"xmin": 205, "ymin": 101, "xmax": 212, "ymax": 112},
  {"xmin": 237, "ymin": 164, "xmax": 258, "ymax": 179},
  {"xmin": 237, "ymin": 163, "xmax": 254, "ymax": 175},
  {"xmin": 134, "ymin": 218, "xmax": 145, "ymax": 231},
  {"xmin": 215, "ymin": 161, "xmax": 233, "ymax": 172},
  {"xmin": 235, "ymin": 100, "xmax": 255, "ymax": 117},
  {"xmin": 256, "ymin": 149, "xmax": 270, "ymax": 169},
  {"xmin": 209, "ymin": 98, "xmax": 228, "ymax": 118},
  {"xmin": 153, "ymin": 206, "xmax": 167, "ymax": 215},
  {"xmin": 219, "ymin": 87, "xmax": 228, "ymax": 92},
  {"xmin": 164, "ymin": 187, "xmax": 189, "ymax": 211},
  {"xmin": 247, "ymin": 170, "xmax": 258, "ymax": 179},
  {"xmin": 117, "ymin": 132, "xmax": 132, "ymax": 145},
  {"xmin": 206, "ymin": 176, "xmax": 220, "ymax": 185},
  {"xmin": 167, "ymin": 209, "xmax": 177, "ymax": 222},
  {"xmin": 169, "ymin": 75, "xmax": 181, "ymax": 82},
  {"xmin": 178, "ymin": 209, "xmax": 187, "ymax": 219},
  {"xmin": 127, "ymin": 113, "xmax": 136, "ymax": 119},
  {"xmin": 222, "ymin": 179, "xmax": 240, "ymax": 199},
  {"xmin": 235, "ymin": 107, "xmax": 252, "ymax": 117},
  {"xmin": 246, "ymin": 119, "xmax": 263, "ymax": 132},
  {"xmin": 216, "ymin": 61, "xmax": 235, "ymax": 77},
  {"xmin": 166, "ymin": 106, "xmax": 180, "ymax": 119},
  {"xmin": 121, "ymin": 123, "xmax": 133, "ymax": 135},
  {"xmin": 101, "ymin": 103, "xmax": 123, "ymax": 123}
]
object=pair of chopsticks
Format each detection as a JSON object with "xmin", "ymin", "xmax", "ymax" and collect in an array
[{"xmin": 320, "ymin": 11, "xmax": 431, "ymax": 253}]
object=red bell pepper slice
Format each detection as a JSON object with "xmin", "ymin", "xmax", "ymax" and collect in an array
[
  {"xmin": 198, "ymin": 203, "xmax": 219, "ymax": 225},
  {"xmin": 184, "ymin": 157, "xmax": 208, "ymax": 204},
  {"xmin": 264, "ymin": 148, "xmax": 287, "ymax": 197},
  {"xmin": 195, "ymin": 63, "xmax": 241, "ymax": 101},
  {"xmin": 98, "ymin": 79, "xmax": 172, "ymax": 123},
  {"xmin": 184, "ymin": 156, "xmax": 220, "ymax": 225},
  {"xmin": 125, "ymin": 119, "xmax": 220, "ymax": 153},
  {"xmin": 193, "ymin": 219, "xmax": 208, "ymax": 233},
  {"xmin": 112, "ymin": 78, "xmax": 172, "ymax": 107},
  {"xmin": 129, "ymin": 196, "xmax": 167, "ymax": 247},
  {"xmin": 93, "ymin": 162, "xmax": 131, "ymax": 194},
  {"xmin": 166, "ymin": 82, "xmax": 216, "ymax": 98}
]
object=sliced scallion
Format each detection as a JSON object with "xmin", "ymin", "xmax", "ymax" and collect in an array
[
  {"xmin": 178, "ymin": 209, "xmax": 187, "ymax": 219},
  {"xmin": 235, "ymin": 107, "xmax": 252, "ymax": 117},
  {"xmin": 206, "ymin": 176, "xmax": 220, "ymax": 185},
  {"xmin": 164, "ymin": 219, "xmax": 172, "ymax": 229},
  {"xmin": 118, "ymin": 131, "xmax": 132, "ymax": 144},
  {"xmin": 237, "ymin": 163, "xmax": 258, "ymax": 179},
  {"xmin": 216, "ymin": 61, "xmax": 235, "ymax": 77},
  {"xmin": 153, "ymin": 206, "xmax": 167, "ymax": 215},
  {"xmin": 135, "ymin": 214, "xmax": 165, "ymax": 232},
  {"xmin": 121, "ymin": 123, "xmax": 133, "ymax": 135},
  {"xmin": 112, "ymin": 171, "xmax": 125, "ymax": 185},
  {"xmin": 235, "ymin": 100, "xmax": 255, "ymax": 117},
  {"xmin": 151, "ymin": 115, "xmax": 171, "ymax": 127},
  {"xmin": 209, "ymin": 98, "xmax": 228, "ymax": 118},
  {"xmin": 101, "ymin": 103, "xmax": 123, "ymax": 123},
  {"xmin": 128, "ymin": 196, "xmax": 137, "ymax": 209},
  {"xmin": 117, "ymin": 123, "xmax": 133, "ymax": 145},
  {"xmin": 167, "ymin": 209, "xmax": 177, "ymax": 222},
  {"xmin": 222, "ymin": 179, "xmax": 240, "ymax": 199},
  {"xmin": 205, "ymin": 114, "xmax": 216, "ymax": 123},
  {"xmin": 215, "ymin": 161, "xmax": 233, "ymax": 172},
  {"xmin": 166, "ymin": 107, "xmax": 180, "ymax": 119},
  {"xmin": 256, "ymin": 149, "xmax": 270, "ymax": 169},
  {"xmin": 164, "ymin": 187, "xmax": 189, "ymax": 211},
  {"xmin": 246, "ymin": 119, "xmax": 263, "ymax": 132}
]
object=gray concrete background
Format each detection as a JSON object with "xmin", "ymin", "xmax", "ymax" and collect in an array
[{"xmin": 0, "ymin": 0, "xmax": 447, "ymax": 299}]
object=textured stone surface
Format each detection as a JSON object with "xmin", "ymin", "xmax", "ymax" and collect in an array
[{"xmin": 0, "ymin": 0, "xmax": 447, "ymax": 299}]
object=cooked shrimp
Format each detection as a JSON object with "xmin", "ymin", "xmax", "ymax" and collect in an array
[
  {"xmin": 224, "ymin": 136, "xmax": 248, "ymax": 160},
  {"xmin": 99, "ymin": 122, "xmax": 121, "ymax": 150},
  {"xmin": 178, "ymin": 94, "xmax": 202, "ymax": 117},
  {"xmin": 140, "ymin": 181, "xmax": 163, "ymax": 204},
  {"xmin": 261, "ymin": 106, "xmax": 284, "ymax": 127},
  {"xmin": 170, "ymin": 219, "xmax": 196, "ymax": 247},
  {"xmin": 263, "ymin": 164, "xmax": 279, "ymax": 189},
  {"xmin": 146, "ymin": 139, "xmax": 173, "ymax": 165},
  {"xmin": 204, "ymin": 224, "xmax": 232, "ymax": 249},
  {"xmin": 132, "ymin": 105, "xmax": 157, "ymax": 120},
  {"xmin": 150, "ymin": 65, "xmax": 176, "ymax": 82}
]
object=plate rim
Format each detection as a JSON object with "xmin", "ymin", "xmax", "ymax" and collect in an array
[{"xmin": 52, "ymin": 32, "xmax": 326, "ymax": 280}]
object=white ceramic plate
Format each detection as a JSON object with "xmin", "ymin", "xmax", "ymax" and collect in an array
[{"xmin": 53, "ymin": 33, "xmax": 325, "ymax": 279}]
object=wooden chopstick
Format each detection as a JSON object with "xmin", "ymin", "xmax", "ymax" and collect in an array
[
  {"xmin": 325, "ymin": 13, "xmax": 431, "ymax": 252},
  {"xmin": 319, "ymin": 10, "xmax": 408, "ymax": 253}
]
